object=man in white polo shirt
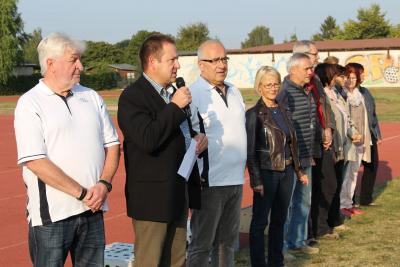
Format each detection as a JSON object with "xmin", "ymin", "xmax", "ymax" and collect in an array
[
  {"xmin": 187, "ymin": 40, "xmax": 247, "ymax": 266},
  {"xmin": 14, "ymin": 32, "xmax": 120, "ymax": 267}
]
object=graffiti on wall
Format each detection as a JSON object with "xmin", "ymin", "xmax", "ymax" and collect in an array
[
  {"xmin": 227, "ymin": 55, "xmax": 267, "ymax": 87},
  {"xmin": 225, "ymin": 54, "xmax": 291, "ymax": 88},
  {"xmin": 345, "ymin": 53, "xmax": 400, "ymax": 85},
  {"xmin": 180, "ymin": 51, "xmax": 400, "ymax": 88}
]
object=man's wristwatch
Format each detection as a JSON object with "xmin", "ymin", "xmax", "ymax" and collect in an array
[{"xmin": 98, "ymin": 179, "xmax": 112, "ymax": 192}]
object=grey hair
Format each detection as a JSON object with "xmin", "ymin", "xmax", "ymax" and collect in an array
[
  {"xmin": 292, "ymin": 40, "xmax": 315, "ymax": 53},
  {"xmin": 37, "ymin": 32, "xmax": 86, "ymax": 76},
  {"xmin": 197, "ymin": 39, "xmax": 225, "ymax": 59},
  {"xmin": 287, "ymin": 53, "xmax": 310, "ymax": 72}
]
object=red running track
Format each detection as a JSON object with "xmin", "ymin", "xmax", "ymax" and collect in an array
[{"xmin": 1, "ymin": 114, "xmax": 399, "ymax": 266}]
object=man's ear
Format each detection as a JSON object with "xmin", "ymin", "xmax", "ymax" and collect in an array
[
  {"xmin": 198, "ymin": 60, "xmax": 204, "ymax": 71},
  {"xmin": 148, "ymin": 55, "xmax": 158, "ymax": 71},
  {"xmin": 46, "ymin": 58, "xmax": 55, "ymax": 73}
]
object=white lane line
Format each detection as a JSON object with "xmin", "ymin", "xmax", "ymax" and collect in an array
[
  {"xmin": 382, "ymin": 134, "xmax": 400, "ymax": 142},
  {"xmin": 104, "ymin": 212, "xmax": 126, "ymax": 221},
  {"xmin": 0, "ymin": 241, "xmax": 27, "ymax": 251},
  {"xmin": 0, "ymin": 168, "xmax": 20, "ymax": 175},
  {"xmin": 0, "ymin": 194, "xmax": 25, "ymax": 202}
]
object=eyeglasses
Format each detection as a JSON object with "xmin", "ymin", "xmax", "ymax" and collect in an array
[
  {"xmin": 200, "ymin": 56, "xmax": 229, "ymax": 65},
  {"xmin": 305, "ymin": 52, "xmax": 318, "ymax": 56},
  {"xmin": 261, "ymin": 83, "xmax": 281, "ymax": 89}
]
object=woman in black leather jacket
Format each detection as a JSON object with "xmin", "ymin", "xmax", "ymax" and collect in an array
[{"xmin": 246, "ymin": 66, "xmax": 308, "ymax": 267}]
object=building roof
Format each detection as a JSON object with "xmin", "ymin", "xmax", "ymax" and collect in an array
[
  {"xmin": 108, "ymin": 64, "xmax": 137, "ymax": 71},
  {"xmin": 229, "ymin": 38, "xmax": 400, "ymax": 54}
]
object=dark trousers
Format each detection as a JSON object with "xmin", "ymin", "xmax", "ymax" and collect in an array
[
  {"xmin": 360, "ymin": 137, "xmax": 379, "ymax": 205},
  {"xmin": 249, "ymin": 166, "xmax": 295, "ymax": 267},
  {"xmin": 29, "ymin": 211, "xmax": 105, "ymax": 267},
  {"xmin": 328, "ymin": 160, "xmax": 345, "ymax": 227},
  {"xmin": 311, "ymin": 149, "xmax": 337, "ymax": 237}
]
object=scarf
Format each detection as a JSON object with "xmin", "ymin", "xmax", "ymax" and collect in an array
[{"xmin": 306, "ymin": 74, "xmax": 326, "ymax": 129}]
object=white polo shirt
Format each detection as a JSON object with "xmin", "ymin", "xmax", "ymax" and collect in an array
[
  {"xmin": 14, "ymin": 80, "xmax": 119, "ymax": 226},
  {"xmin": 189, "ymin": 76, "xmax": 247, "ymax": 187}
]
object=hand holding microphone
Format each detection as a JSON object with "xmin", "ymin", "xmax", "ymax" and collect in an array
[{"xmin": 171, "ymin": 77, "xmax": 192, "ymax": 116}]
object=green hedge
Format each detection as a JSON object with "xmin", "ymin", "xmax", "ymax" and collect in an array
[
  {"xmin": 80, "ymin": 71, "xmax": 122, "ymax": 90},
  {"xmin": 0, "ymin": 71, "xmax": 123, "ymax": 95},
  {"xmin": 0, "ymin": 73, "xmax": 43, "ymax": 95}
]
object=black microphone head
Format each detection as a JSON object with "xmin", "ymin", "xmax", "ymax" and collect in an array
[{"xmin": 176, "ymin": 77, "xmax": 185, "ymax": 88}]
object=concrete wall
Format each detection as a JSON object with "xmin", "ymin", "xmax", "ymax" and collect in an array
[{"xmin": 178, "ymin": 50, "xmax": 400, "ymax": 88}]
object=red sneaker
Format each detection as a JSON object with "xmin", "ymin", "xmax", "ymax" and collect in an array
[
  {"xmin": 340, "ymin": 208, "xmax": 353, "ymax": 217},
  {"xmin": 350, "ymin": 207, "xmax": 364, "ymax": 215}
]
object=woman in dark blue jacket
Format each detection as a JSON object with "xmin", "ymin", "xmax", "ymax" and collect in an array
[{"xmin": 246, "ymin": 66, "xmax": 308, "ymax": 267}]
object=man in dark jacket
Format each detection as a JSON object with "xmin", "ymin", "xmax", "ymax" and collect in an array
[
  {"xmin": 118, "ymin": 34, "xmax": 207, "ymax": 267},
  {"xmin": 277, "ymin": 52, "xmax": 319, "ymax": 255},
  {"xmin": 292, "ymin": 41, "xmax": 340, "ymax": 242}
]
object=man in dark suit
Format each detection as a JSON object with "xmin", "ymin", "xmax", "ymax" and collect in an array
[{"xmin": 117, "ymin": 34, "xmax": 207, "ymax": 267}]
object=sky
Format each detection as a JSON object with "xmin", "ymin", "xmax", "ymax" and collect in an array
[{"xmin": 18, "ymin": 0, "xmax": 400, "ymax": 49}]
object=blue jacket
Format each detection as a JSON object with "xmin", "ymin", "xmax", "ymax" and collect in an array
[{"xmin": 359, "ymin": 86, "xmax": 382, "ymax": 140}]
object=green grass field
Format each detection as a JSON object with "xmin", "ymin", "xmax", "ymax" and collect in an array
[{"xmin": 234, "ymin": 177, "xmax": 400, "ymax": 267}]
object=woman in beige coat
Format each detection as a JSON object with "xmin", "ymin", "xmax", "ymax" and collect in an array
[{"xmin": 340, "ymin": 64, "xmax": 371, "ymax": 217}]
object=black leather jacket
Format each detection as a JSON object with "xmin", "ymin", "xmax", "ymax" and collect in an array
[{"xmin": 246, "ymin": 98, "xmax": 303, "ymax": 188}]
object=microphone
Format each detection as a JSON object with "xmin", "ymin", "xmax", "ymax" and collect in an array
[
  {"xmin": 176, "ymin": 77, "xmax": 185, "ymax": 90},
  {"xmin": 175, "ymin": 77, "xmax": 191, "ymax": 117}
]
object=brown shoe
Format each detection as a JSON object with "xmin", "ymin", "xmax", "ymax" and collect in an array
[
  {"xmin": 319, "ymin": 232, "xmax": 340, "ymax": 240},
  {"xmin": 283, "ymin": 251, "xmax": 296, "ymax": 262},
  {"xmin": 289, "ymin": 245, "xmax": 319, "ymax": 255},
  {"xmin": 334, "ymin": 224, "xmax": 350, "ymax": 232}
]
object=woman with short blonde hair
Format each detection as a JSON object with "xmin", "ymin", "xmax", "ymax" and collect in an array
[{"xmin": 246, "ymin": 66, "xmax": 308, "ymax": 266}]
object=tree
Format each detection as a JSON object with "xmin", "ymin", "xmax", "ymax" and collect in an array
[
  {"xmin": 22, "ymin": 28, "xmax": 42, "ymax": 65},
  {"xmin": 390, "ymin": 24, "xmax": 400, "ymax": 38},
  {"xmin": 0, "ymin": 0, "xmax": 25, "ymax": 84},
  {"xmin": 337, "ymin": 4, "xmax": 391, "ymax": 40},
  {"xmin": 289, "ymin": 33, "xmax": 298, "ymax": 42},
  {"xmin": 176, "ymin": 22, "xmax": 210, "ymax": 52},
  {"xmin": 125, "ymin": 30, "xmax": 161, "ymax": 68},
  {"xmin": 312, "ymin": 16, "xmax": 340, "ymax": 41},
  {"xmin": 241, "ymin": 25, "xmax": 274, "ymax": 48},
  {"xmin": 114, "ymin": 39, "xmax": 130, "ymax": 50},
  {"xmin": 81, "ymin": 41, "xmax": 125, "ymax": 69}
]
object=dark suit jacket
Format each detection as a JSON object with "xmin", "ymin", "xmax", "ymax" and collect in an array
[{"xmin": 117, "ymin": 75, "xmax": 200, "ymax": 223}]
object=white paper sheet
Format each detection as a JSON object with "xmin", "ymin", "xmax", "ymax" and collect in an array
[{"xmin": 178, "ymin": 139, "xmax": 197, "ymax": 181}]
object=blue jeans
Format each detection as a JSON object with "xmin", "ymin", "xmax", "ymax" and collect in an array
[
  {"xmin": 284, "ymin": 166, "xmax": 312, "ymax": 249},
  {"xmin": 249, "ymin": 166, "xmax": 295, "ymax": 267},
  {"xmin": 29, "ymin": 210, "xmax": 105, "ymax": 267}
]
